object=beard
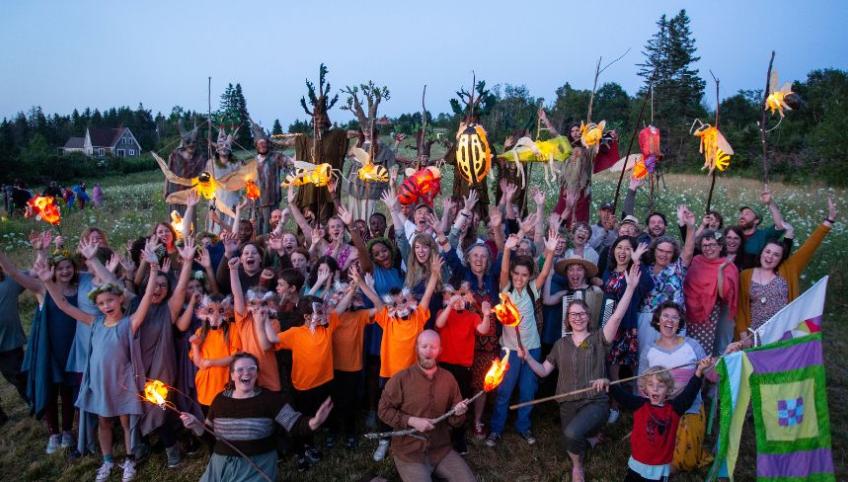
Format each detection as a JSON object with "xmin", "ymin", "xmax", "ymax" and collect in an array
[{"xmin": 418, "ymin": 357, "xmax": 437, "ymax": 369}]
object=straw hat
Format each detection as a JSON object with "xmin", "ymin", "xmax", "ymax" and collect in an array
[{"xmin": 555, "ymin": 255, "xmax": 598, "ymax": 279}]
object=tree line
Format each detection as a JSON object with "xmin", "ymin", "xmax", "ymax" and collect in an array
[{"xmin": 3, "ymin": 9, "xmax": 846, "ymax": 186}]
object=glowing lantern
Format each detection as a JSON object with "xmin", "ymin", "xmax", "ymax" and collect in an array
[
  {"xmin": 493, "ymin": 292, "xmax": 521, "ymax": 328},
  {"xmin": 170, "ymin": 211, "xmax": 186, "ymax": 240},
  {"xmin": 350, "ymin": 147, "xmax": 390, "ymax": 183},
  {"xmin": 245, "ymin": 180, "xmax": 260, "ymax": 201},
  {"xmin": 282, "ymin": 162, "xmax": 333, "ymax": 188},
  {"xmin": 397, "ymin": 166, "xmax": 441, "ymax": 206},
  {"xmin": 580, "ymin": 121, "xmax": 606, "ymax": 148},
  {"xmin": 144, "ymin": 380, "xmax": 172, "ymax": 410},
  {"xmin": 765, "ymin": 70, "xmax": 798, "ymax": 118},
  {"xmin": 692, "ymin": 121, "xmax": 733, "ymax": 174},
  {"xmin": 455, "ymin": 123, "xmax": 492, "ymax": 184},
  {"xmin": 483, "ymin": 349, "xmax": 511, "ymax": 392},
  {"xmin": 638, "ymin": 126, "xmax": 661, "ymax": 158},
  {"xmin": 26, "ymin": 196, "xmax": 61, "ymax": 225}
]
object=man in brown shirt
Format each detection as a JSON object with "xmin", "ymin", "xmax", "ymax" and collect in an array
[{"xmin": 378, "ymin": 330, "xmax": 476, "ymax": 482}]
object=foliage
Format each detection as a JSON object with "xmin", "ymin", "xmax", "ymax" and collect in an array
[
  {"xmin": 214, "ymin": 83, "xmax": 252, "ymax": 147},
  {"xmin": 272, "ymin": 119, "xmax": 283, "ymax": 135}
]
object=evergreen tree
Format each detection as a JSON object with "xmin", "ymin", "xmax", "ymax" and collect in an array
[
  {"xmin": 272, "ymin": 119, "xmax": 283, "ymax": 135},
  {"xmin": 234, "ymin": 83, "xmax": 252, "ymax": 146}
]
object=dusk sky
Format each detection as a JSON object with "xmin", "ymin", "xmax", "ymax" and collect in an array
[{"xmin": 2, "ymin": 0, "xmax": 846, "ymax": 130}]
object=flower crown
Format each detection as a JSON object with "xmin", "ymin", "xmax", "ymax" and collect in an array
[{"xmin": 87, "ymin": 283, "xmax": 124, "ymax": 302}]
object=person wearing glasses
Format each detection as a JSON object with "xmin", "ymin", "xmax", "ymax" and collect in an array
[
  {"xmin": 519, "ymin": 263, "xmax": 642, "ymax": 482},
  {"xmin": 638, "ymin": 301, "xmax": 711, "ymax": 472},
  {"xmin": 683, "ymin": 230, "xmax": 739, "ymax": 356}
]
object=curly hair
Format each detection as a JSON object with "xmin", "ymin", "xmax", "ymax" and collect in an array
[{"xmin": 638, "ymin": 366, "xmax": 675, "ymax": 395}]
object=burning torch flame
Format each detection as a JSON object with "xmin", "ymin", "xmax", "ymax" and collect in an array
[
  {"xmin": 144, "ymin": 380, "xmax": 171, "ymax": 409},
  {"xmin": 26, "ymin": 196, "xmax": 61, "ymax": 225},
  {"xmin": 245, "ymin": 179, "xmax": 260, "ymax": 201},
  {"xmin": 170, "ymin": 211, "xmax": 188, "ymax": 240},
  {"xmin": 483, "ymin": 349, "xmax": 511, "ymax": 392},
  {"xmin": 493, "ymin": 292, "xmax": 521, "ymax": 328}
]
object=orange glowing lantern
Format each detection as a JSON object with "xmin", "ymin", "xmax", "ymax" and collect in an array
[
  {"xmin": 483, "ymin": 349, "xmax": 511, "ymax": 392},
  {"xmin": 493, "ymin": 292, "xmax": 521, "ymax": 328},
  {"xmin": 397, "ymin": 166, "xmax": 441, "ymax": 206},
  {"xmin": 580, "ymin": 121, "xmax": 606, "ymax": 148},
  {"xmin": 26, "ymin": 196, "xmax": 61, "ymax": 225},
  {"xmin": 144, "ymin": 380, "xmax": 171, "ymax": 409},
  {"xmin": 245, "ymin": 180, "xmax": 260, "ymax": 201}
]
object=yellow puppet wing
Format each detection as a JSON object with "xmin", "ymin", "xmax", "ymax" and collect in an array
[
  {"xmin": 349, "ymin": 147, "xmax": 371, "ymax": 166},
  {"xmin": 714, "ymin": 130, "xmax": 734, "ymax": 156},
  {"xmin": 537, "ymin": 136, "xmax": 572, "ymax": 162},
  {"xmin": 152, "ymin": 152, "xmax": 194, "ymax": 186},
  {"xmin": 217, "ymin": 160, "xmax": 258, "ymax": 191}
]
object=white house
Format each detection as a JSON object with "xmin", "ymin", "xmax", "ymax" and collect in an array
[{"xmin": 61, "ymin": 127, "xmax": 142, "ymax": 157}]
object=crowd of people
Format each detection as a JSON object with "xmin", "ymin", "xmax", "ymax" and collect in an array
[{"xmin": 0, "ymin": 122, "xmax": 837, "ymax": 482}]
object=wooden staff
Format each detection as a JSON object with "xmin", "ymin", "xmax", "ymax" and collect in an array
[
  {"xmin": 509, "ymin": 361, "xmax": 696, "ymax": 410},
  {"xmin": 363, "ymin": 390, "xmax": 486, "ymax": 440},
  {"xmin": 759, "ymin": 51, "xmax": 776, "ymax": 185},
  {"xmin": 706, "ymin": 70, "xmax": 720, "ymax": 213}
]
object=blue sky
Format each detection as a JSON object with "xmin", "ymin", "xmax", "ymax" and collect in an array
[{"xmin": 1, "ymin": 0, "xmax": 846, "ymax": 130}]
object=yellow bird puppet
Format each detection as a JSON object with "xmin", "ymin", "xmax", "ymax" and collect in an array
[
  {"xmin": 691, "ymin": 121, "xmax": 733, "ymax": 173},
  {"xmin": 765, "ymin": 70, "xmax": 795, "ymax": 119},
  {"xmin": 496, "ymin": 135, "xmax": 572, "ymax": 187}
]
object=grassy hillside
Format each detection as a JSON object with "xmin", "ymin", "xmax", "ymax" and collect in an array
[{"xmin": 0, "ymin": 168, "xmax": 845, "ymax": 481}]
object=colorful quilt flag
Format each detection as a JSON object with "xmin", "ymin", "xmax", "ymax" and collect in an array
[{"xmin": 713, "ymin": 333, "xmax": 835, "ymax": 481}]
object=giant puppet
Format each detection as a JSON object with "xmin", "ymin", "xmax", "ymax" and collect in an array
[{"xmin": 166, "ymin": 119, "xmax": 207, "ymax": 216}]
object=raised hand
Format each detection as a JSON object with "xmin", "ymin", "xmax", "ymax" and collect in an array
[
  {"xmin": 78, "ymin": 238, "xmax": 98, "ymax": 260},
  {"xmin": 463, "ymin": 190, "xmax": 479, "ymax": 212},
  {"xmin": 222, "ymin": 231, "xmax": 239, "ymax": 257},
  {"xmin": 760, "ymin": 188, "xmax": 773, "ymax": 205},
  {"xmin": 161, "ymin": 257, "xmax": 172, "ymax": 273},
  {"xmin": 33, "ymin": 259, "xmax": 53, "ymax": 282},
  {"xmin": 544, "ymin": 228, "xmax": 560, "ymax": 252},
  {"xmin": 267, "ymin": 233, "xmax": 283, "ymax": 252},
  {"xmin": 519, "ymin": 213, "xmax": 538, "ymax": 234},
  {"xmin": 481, "ymin": 300, "xmax": 491, "ymax": 317},
  {"xmin": 380, "ymin": 187, "xmax": 398, "ymax": 212},
  {"xmin": 186, "ymin": 188, "xmax": 200, "ymax": 207},
  {"xmin": 631, "ymin": 242, "xmax": 649, "ymax": 264},
  {"xmin": 625, "ymin": 261, "xmax": 641, "ymax": 285},
  {"xmin": 442, "ymin": 197, "xmax": 456, "ymax": 217},
  {"xmin": 504, "ymin": 233, "xmax": 521, "ymax": 251},
  {"xmin": 488, "ymin": 206, "xmax": 503, "ymax": 228},
  {"xmin": 337, "ymin": 205, "xmax": 353, "ymax": 226},
  {"xmin": 430, "ymin": 253, "xmax": 444, "ymax": 274},
  {"xmin": 106, "ymin": 253, "xmax": 121, "ymax": 273},
  {"xmin": 532, "ymin": 187, "xmax": 545, "ymax": 207},
  {"xmin": 287, "ymin": 186, "xmax": 296, "ymax": 204},
  {"xmin": 120, "ymin": 256, "xmax": 136, "ymax": 275},
  {"xmin": 178, "ymin": 238, "xmax": 196, "ymax": 261},
  {"xmin": 547, "ymin": 212, "xmax": 562, "ymax": 232},
  {"xmin": 696, "ymin": 356, "xmax": 715, "ymax": 377},
  {"xmin": 260, "ymin": 268, "xmax": 275, "ymax": 283},
  {"xmin": 195, "ymin": 247, "xmax": 212, "ymax": 268},
  {"xmin": 827, "ymin": 196, "xmax": 837, "ymax": 222},
  {"xmin": 227, "ymin": 256, "xmax": 240, "ymax": 270}
]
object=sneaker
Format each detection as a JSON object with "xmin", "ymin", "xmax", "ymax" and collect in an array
[
  {"xmin": 296, "ymin": 455, "xmax": 311, "ymax": 472},
  {"xmin": 372, "ymin": 439, "xmax": 390, "ymax": 462},
  {"xmin": 46, "ymin": 434, "xmax": 61, "ymax": 454},
  {"xmin": 304, "ymin": 445, "xmax": 322, "ymax": 463},
  {"xmin": 473, "ymin": 423, "xmax": 486, "ymax": 440},
  {"xmin": 485, "ymin": 432, "xmax": 501, "ymax": 448},
  {"xmin": 519, "ymin": 431, "xmax": 536, "ymax": 445},
  {"xmin": 166, "ymin": 445, "xmax": 182, "ymax": 468},
  {"xmin": 95, "ymin": 462, "xmax": 114, "ymax": 482},
  {"xmin": 121, "ymin": 459, "xmax": 137, "ymax": 482},
  {"xmin": 345, "ymin": 436, "xmax": 358, "ymax": 450},
  {"xmin": 61, "ymin": 431, "xmax": 74, "ymax": 449},
  {"xmin": 607, "ymin": 408, "xmax": 620, "ymax": 424}
]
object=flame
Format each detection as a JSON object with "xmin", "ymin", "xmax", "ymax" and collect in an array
[
  {"xmin": 26, "ymin": 196, "xmax": 61, "ymax": 225},
  {"xmin": 245, "ymin": 179, "xmax": 261, "ymax": 200},
  {"xmin": 483, "ymin": 349, "xmax": 511, "ymax": 391},
  {"xmin": 144, "ymin": 380, "xmax": 169, "ymax": 407},
  {"xmin": 493, "ymin": 292, "xmax": 521, "ymax": 328},
  {"xmin": 170, "ymin": 210, "xmax": 185, "ymax": 240}
]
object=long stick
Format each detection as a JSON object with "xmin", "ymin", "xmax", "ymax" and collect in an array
[
  {"xmin": 509, "ymin": 362, "xmax": 696, "ymax": 410},
  {"xmin": 363, "ymin": 390, "xmax": 486, "ymax": 440},
  {"xmin": 612, "ymin": 84, "xmax": 651, "ymax": 214},
  {"xmin": 759, "ymin": 51, "xmax": 776, "ymax": 185},
  {"xmin": 706, "ymin": 71, "xmax": 720, "ymax": 213}
]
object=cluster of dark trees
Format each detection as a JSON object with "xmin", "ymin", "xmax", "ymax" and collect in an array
[{"xmin": 3, "ymin": 10, "xmax": 846, "ymax": 186}]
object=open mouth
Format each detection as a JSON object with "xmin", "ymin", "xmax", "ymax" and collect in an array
[{"xmin": 649, "ymin": 393, "xmax": 662, "ymax": 404}]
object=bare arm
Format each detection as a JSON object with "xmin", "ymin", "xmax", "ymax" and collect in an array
[
  {"xmin": 169, "ymin": 239, "xmax": 195, "ymax": 321},
  {"xmin": 183, "ymin": 189, "xmax": 199, "ymax": 238},
  {"xmin": 762, "ymin": 189, "xmax": 785, "ymax": 230},
  {"xmin": 38, "ymin": 266, "xmax": 94, "ymax": 324},
  {"xmin": 534, "ymin": 229, "xmax": 558, "ymax": 291},
  {"xmin": 0, "ymin": 252, "xmax": 43, "ymax": 295},
  {"xmin": 602, "ymin": 264, "xmax": 641, "ymax": 344},
  {"xmin": 253, "ymin": 310, "xmax": 273, "ymax": 351},
  {"xmin": 476, "ymin": 301, "xmax": 492, "ymax": 334},
  {"xmin": 434, "ymin": 303, "xmax": 454, "ymax": 329},
  {"xmin": 519, "ymin": 348, "xmax": 556, "ymax": 377},
  {"xmin": 286, "ymin": 188, "xmax": 313, "ymax": 240},
  {"xmin": 176, "ymin": 292, "xmax": 198, "ymax": 332},
  {"xmin": 130, "ymin": 265, "xmax": 160, "ymax": 335},
  {"xmin": 500, "ymin": 235, "xmax": 518, "ymax": 290},
  {"xmin": 228, "ymin": 257, "xmax": 245, "ymax": 316},
  {"xmin": 418, "ymin": 256, "xmax": 442, "ymax": 309}
]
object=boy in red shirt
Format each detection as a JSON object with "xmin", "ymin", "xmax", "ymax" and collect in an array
[{"xmin": 435, "ymin": 282, "xmax": 492, "ymax": 454}]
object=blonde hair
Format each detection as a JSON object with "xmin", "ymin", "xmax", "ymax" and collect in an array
[{"xmin": 637, "ymin": 366, "xmax": 675, "ymax": 394}]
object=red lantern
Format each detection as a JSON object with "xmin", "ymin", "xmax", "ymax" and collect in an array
[
  {"xmin": 398, "ymin": 167, "xmax": 441, "ymax": 206},
  {"xmin": 638, "ymin": 126, "xmax": 661, "ymax": 158}
]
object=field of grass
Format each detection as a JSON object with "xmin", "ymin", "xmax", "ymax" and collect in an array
[{"xmin": 0, "ymin": 166, "xmax": 845, "ymax": 481}]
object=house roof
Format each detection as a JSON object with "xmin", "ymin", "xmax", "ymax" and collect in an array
[
  {"xmin": 64, "ymin": 137, "xmax": 85, "ymax": 149},
  {"xmin": 88, "ymin": 128, "xmax": 125, "ymax": 147}
]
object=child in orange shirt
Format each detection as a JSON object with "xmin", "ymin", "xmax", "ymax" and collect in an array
[
  {"xmin": 261, "ymin": 296, "xmax": 335, "ymax": 470},
  {"xmin": 328, "ymin": 266, "xmax": 383, "ymax": 448},
  {"xmin": 228, "ymin": 257, "xmax": 281, "ymax": 392},
  {"xmin": 191, "ymin": 295, "xmax": 241, "ymax": 411},
  {"xmin": 371, "ymin": 255, "xmax": 441, "ymax": 460}
]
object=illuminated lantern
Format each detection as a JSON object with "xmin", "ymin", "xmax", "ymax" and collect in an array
[
  {"xmin": 765, "ymin": 70, "xmax": 799, "ymax": 118},
  {"xmin": 244, "ymin": 180, "xmax": 260, "ymax": 201},
  {"xmin": 26, "ymin": 196, "xmax": 61, "ymax": 225},
  {"xmin": 580, "ymin": 120, "xmax": 606, "ymax": 148},
  {"xmin": 170, "ymin": 211, "xmax": 187, "ymax": 239},
  {"xmin": 493, "ymin": 292, "xmax": 521, "ymax": 328},
  {"xmin": 282, "ymin": 162, "xmax": 333, "ymax": 188},
  {"xmin": 497, "ymin": 135, "xmax": 572, "ymax": 187},
  {"xmin": 397, "ymin": 166, "xmax": 441, "ymax": 206},
  {"xmin": 144, "ymin": 380, "xmax": 170, "ymax": 409},
  {"xmin": 483, "ymin": 349, "xmax": 511, "ymax": 392},
  {"xmin": 193, "ymin": 172, "xmax": 219, "ymax": 200},
  {"xmin": 632, "ymin": 126, "xmax": 661, "ymax": 181},
  {"xmin": 350, "ymin": 147, "xmax": 389, "ymax": 183},
  {"xmin": 455, "ymin": 124, "xmax": 492, "ymax": 184},
  {"xmin": 692, "ymin": 121, "xmax": 733, "ymax": 174}
]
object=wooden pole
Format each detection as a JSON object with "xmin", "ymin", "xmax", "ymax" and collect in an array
[
  {"xmin": 509, "ymin": 362, "xmax": 697, "ymax": 410},
  {"xmin": 759, "ymin": 51, "xmax": 776, "ymax": 186},
  {"xmin": 706, "ymin": 71, "xmax": 720, "ymax": 213}
]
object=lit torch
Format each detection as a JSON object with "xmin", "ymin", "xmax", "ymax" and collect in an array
[
  {"xmin": 493, "ymin": 292, "xmax": 525, "ymax": 353},
  {"xmin": 363, "ymin": 349, "xmax": 511, "ymax": 440},
  {"xmin": 140, "ymin": 380, "xmax": 272, "ymax": 482},
  {"xmin": 244, "ymin": 179, "xmax": 260, "ymax": 201},
  {"xmin": 26, "ymin": 196, "xmax": 61, "ymax": 226}
]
